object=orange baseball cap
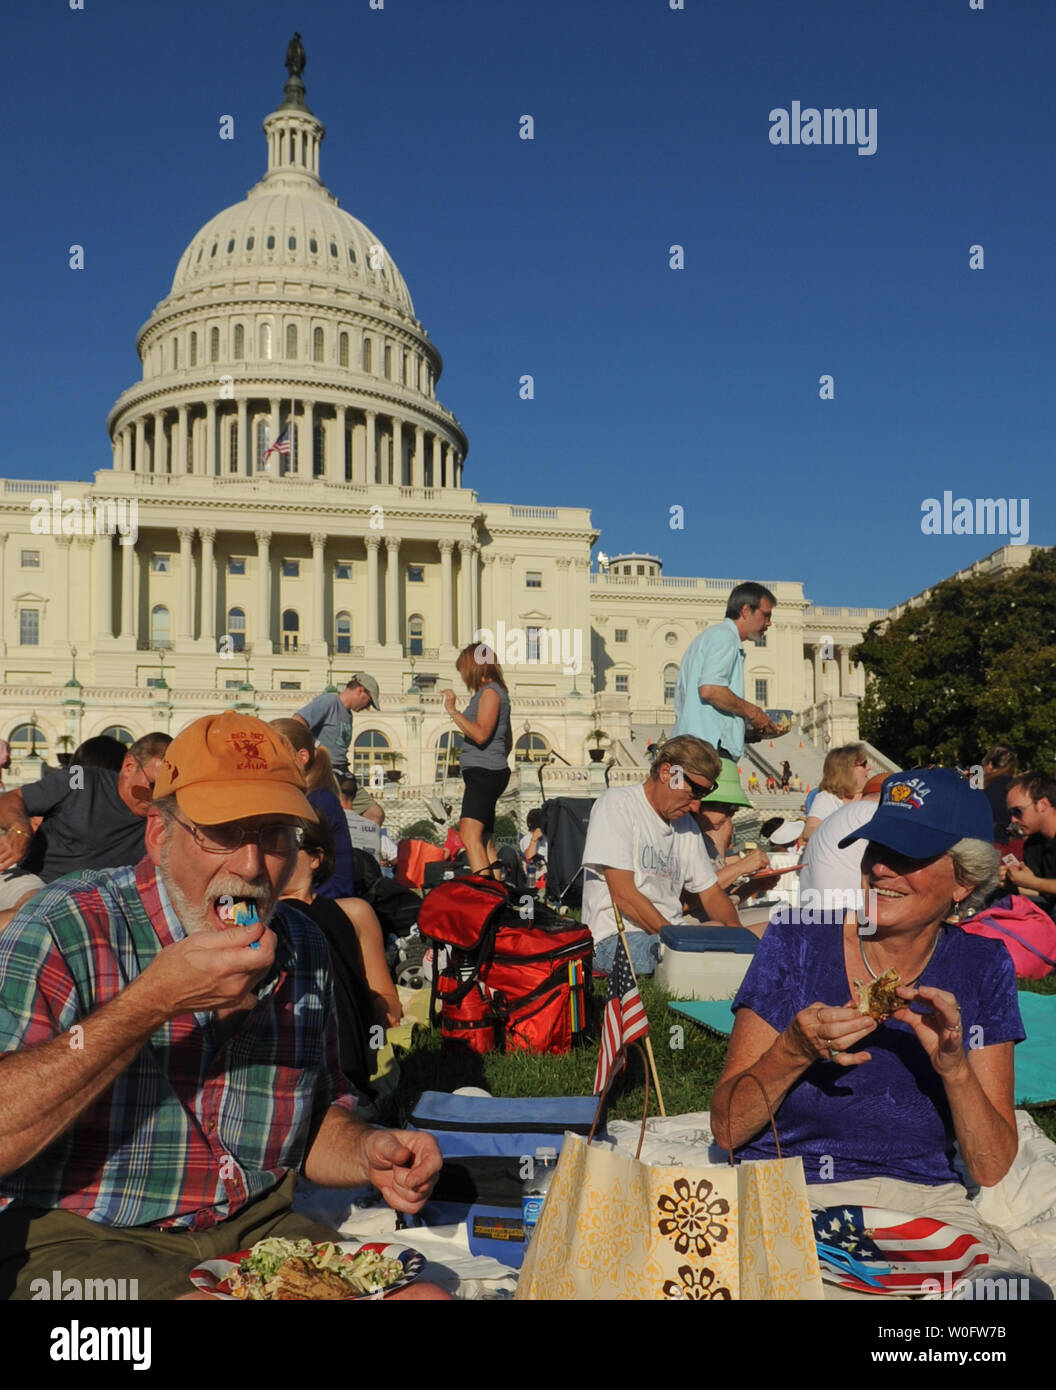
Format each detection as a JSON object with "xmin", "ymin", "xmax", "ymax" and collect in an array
[{"xmin": 135, "ymin": 712, "xmax": 317, "ymax": 825}]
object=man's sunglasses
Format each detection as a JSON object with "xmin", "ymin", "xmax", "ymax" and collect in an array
[
  {"xmin": 1007, "ymin": 803, "xmax": 1034, "ymax": 820},
  {"xmin": 173, "ymin": 816, "xmax": 305, "ymax": 855},
  {"xmin": 680, "ymin": 773, "xmax": 716, "ymax": 800}
]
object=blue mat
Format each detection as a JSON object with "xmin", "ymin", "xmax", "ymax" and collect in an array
[{"xmin": 671, "ymin": 992, "xmax": 1056, "ymax": 1107}]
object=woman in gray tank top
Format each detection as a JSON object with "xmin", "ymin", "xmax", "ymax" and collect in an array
[{"xmin": 441, "ymin": 643, "xmax": 512, "ymax": 874}]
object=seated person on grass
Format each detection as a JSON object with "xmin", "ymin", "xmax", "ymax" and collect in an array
[
  {"xmin": 581, "ymin": 735, "xmax": 743, "ymax": 977},
  {"xmin": 0, "ymin": 712, "xmax": 445, "ymax": 1301}
]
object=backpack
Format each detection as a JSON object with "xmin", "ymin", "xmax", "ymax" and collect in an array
[
  {"xmin": 417, "ymin": 876, "xmax": 593, "ymax": 1056},
  {"xmin": 396, "ymin": 839, "xmax": 448, "ymax": 890},
  {"xmin": 960, "ymin": 894, "xmax": 1056, "ymax": 980}
]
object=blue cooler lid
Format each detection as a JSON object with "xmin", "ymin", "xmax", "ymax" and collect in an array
[{"xmin": 659, "ymin": 924, "xmax": 758, "ymax": 955}]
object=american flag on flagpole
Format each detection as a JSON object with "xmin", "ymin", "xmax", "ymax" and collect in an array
[
  {"xmin": 593, "ymin": 934, "xmax": 649, "ymax": 1096},
  {"xmin": 262, "ymin": 424, "xmax": 291, "ymax": 467}
]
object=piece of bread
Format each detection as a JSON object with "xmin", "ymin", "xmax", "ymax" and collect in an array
[{"xmin": 853, "ymin": 968, "xmax": 902, "ymax": 1020}]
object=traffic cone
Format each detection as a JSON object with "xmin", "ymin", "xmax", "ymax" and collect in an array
[
  {"xmin": 806, "ymin": 784, "xmax": 811, "ymax": 794},
  {"xmin": 798, "ymin": 741, "xmax": 803, "ymax": 749},
  {"xmin": 769, "ymin": 741, "xmax": 774, "ymax": 748}
]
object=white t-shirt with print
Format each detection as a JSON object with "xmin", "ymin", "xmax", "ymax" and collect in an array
[{"xmin": 581, "ymin": 783, "xmax": 717, "ymax": 945}]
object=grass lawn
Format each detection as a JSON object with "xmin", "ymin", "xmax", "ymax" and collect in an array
[{"xmin": 379, "ymin": 974, "xmax": 1056, "ymax": 1147}]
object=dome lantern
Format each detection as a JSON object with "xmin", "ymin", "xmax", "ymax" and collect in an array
[{"xmin": 255, "ymin": 34, "xmax": 326, "ymax": 195}]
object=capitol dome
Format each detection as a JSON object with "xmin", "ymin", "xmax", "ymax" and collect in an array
[{"xmin": 106, "ymin": 44, "xmax": 466, "ymax": 489}]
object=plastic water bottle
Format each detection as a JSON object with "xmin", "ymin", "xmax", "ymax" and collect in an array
[{"xmin": 521, "ymin": 1147, "xmax": 558, "ymax": 1241}]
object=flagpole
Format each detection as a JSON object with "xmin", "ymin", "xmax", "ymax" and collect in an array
[{"xmin": 610, "ymin": 898, "xmax": 666, "ymax": 1117}]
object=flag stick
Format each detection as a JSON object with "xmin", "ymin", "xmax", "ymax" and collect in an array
[{"xmin": 611, "ymin": 899, "xmax": 666, "ymax": 1117}]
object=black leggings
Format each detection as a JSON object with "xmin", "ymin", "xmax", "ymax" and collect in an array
[{"xmin": 459, "ymin": 766, "xmax": 511, "ymax": 839}]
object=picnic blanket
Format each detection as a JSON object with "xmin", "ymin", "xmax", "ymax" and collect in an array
[{"xmin": 671, "ymin": 991, "xmax": 1056, "ymax": 1107}]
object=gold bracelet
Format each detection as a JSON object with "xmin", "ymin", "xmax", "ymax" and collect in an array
[{"xmin": 4, "ymin": 827, "xmax": 28, "ymax": 838}]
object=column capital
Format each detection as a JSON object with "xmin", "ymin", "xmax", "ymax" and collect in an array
[
  {"xmin": 310, "ymin": 531, "xmax": 327, "ymax": 547},
  {"xmin": 499, "ymin": 554, "xmax": 515, "ymax": 568},
  {"xmin": 255, "ymin": 529, "xmax": 272, "ymax": 545},
  {"xmin": 438, "ymin": 538, "xmax": 455, "ymax": 555},
  {"xmin": 458, "ymin": 538, "xmax": 477, "ymax": 554},
  {"xmin": 481, "ymin": 551, "xmax": 498, "ymax": 567},
  {"xmin": 199, "ymin": 527, "xmax": 216, "ymax": 544},
  {"xmin": 556, "ymin": 557, "xmax": 572, "ymax": 570},
  {"xmin": 178, "ymin": 526, "xmax": 195, "ymax": 544},
  {"xmin": 54, "ymin": 535, "xmax": 72, "ymax": 550},
  {"xmin": 384, "ymin": 534, "xmax": 402, "ymax": 551},
  {"xmin": 365, "ymin": 533, "xmax": 383, "ymax": 551}
]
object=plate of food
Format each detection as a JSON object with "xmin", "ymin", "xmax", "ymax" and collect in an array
[
  {"xmin": 812, "ymin": 1206, "xmax": 990, "ymax": 1295},
  {"xmin": 190, "ymin": 1236, "xmax": 425, "ymax": 1300}
]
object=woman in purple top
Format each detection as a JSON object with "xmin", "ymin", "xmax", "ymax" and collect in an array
[{"xmin": 712, "ymin": 769, "xmax": 1035, "ymax": 1294}]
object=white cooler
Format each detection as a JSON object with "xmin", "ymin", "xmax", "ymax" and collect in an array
[{"xmin": 653, "ymin": 924, "xmax": 759, "ymax": 1001}]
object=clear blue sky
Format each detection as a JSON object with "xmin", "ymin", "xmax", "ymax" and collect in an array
[{"xmin": 4, "ymin": 0, "xmax": 1052, "ymax": 607}]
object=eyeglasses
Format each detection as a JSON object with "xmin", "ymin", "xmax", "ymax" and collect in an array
[
  {"xmin": 172, "ymin": 816, "xmax": 305, "ymax": 855},
  {"xmin": 1007, "ymin": 803, "xmax": 1034, "ymax": 820}
]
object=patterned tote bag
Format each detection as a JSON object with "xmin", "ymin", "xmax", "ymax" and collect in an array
[{"xmin": 516, "ymin": 1071, "xmax": 823, "ymax": 1301}]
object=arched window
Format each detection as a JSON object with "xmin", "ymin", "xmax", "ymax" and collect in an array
[
  {"xmin": 226, "ymin": 607, "xmax": 245, "ymax": 653},
  {"xmin": 313, "ymin": 326, "xmax": 324, "ymax": 363},
  {"xmin": 8, "ymin": 723, "xmax": 46, "ymax": 762},
  {"xmin": 353, "ymin": 729, "xmax": 391, "ymax": 784},
  {"xmin": 435, "ymin": 730, "xmax": 464, "ymax": 782},
  {"xmin": 189, "ymin": 332, "xmax": 198, "ymax": 367},
  {"xmin": 246, "ymin": 234, "xmax": 255, "ymax": 251},
  {"xmin": 663, "ymin": 663, "xmax": 678, "ymax": 705},
  {"xmin": 228, "ymin": 420, "xmax": 239, "ymax": 472},
  {"xmin": 408, "ymin": 614, "xmax": 424, "ymax": 657},
  {"xmin": 339, "ymin": 332, "xmax": 349, "ymax": 367},
  {"xmin": 258, "ymin": 322, "xmax": 272, "ymax": 360},
  {"xmin": 362, "ymin": 336, "xmax": 372, "ymax": 373},
  {"xmin": 288, "ymin": 233, "xmax": 297, "ymax": 251},
  {"xmin": 233, "ymin": 323, "xmax": 244, "ymax": 359},
  {"xmin": 150, "ymin": 605, "xmax": 171, "ymax": 649},
  {"xmin": 383, "ymin": 344, "xmax": 392, "ymax": 379},
  {"xmin": 282, "ymin": 609, "xmax": 300, "ymax": 652},
  {"xmin": 255, "ymin": 419, "xmax": 270, "ymax": 470},
  {"xmin": 286, "ymin": 323, "xmax": 297, "ymax": 359},
  {"xmin": 515, "ymin": 733, "xmax": 550, "ymax": 764},
  {"xmin": 335, "ymin": 611, "xmax": 352, "ymax": 654},
  {"xmin": 309, "ymin": 237, "xmax": 318, "ymax": 255},
  {"xmin": 209, "ymin": 326, "xmax": 220, "ymax": 363},
  {"xmin": 101, "ymin": 726, "xmax": 135, "ymax": 747}
]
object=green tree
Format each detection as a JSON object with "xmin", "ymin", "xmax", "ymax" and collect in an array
[
  {"xmin": 855, "ymin": 549, "xmax": 1056, "ymax": 770},
  {"xmin": 399, "ymin": 819, "xmax": 439, "ymax": 845}
]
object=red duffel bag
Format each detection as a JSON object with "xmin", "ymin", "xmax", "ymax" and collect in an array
[
  {"xmin": 418, "ymin": 876, "xmax": 593, "ymax": 1055},
  {"xmin": 961, "ymin": 894, "xmax": 1056, "ymax": 980}
]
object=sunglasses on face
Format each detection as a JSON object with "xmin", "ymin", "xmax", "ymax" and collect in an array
[
  {"xmin": 680, "ymin": 773, "xmax": 716, "ymax": 800},
  {"xmin": 1008, "ymin": 803, "xmax": 1034, "ymax": 820}
]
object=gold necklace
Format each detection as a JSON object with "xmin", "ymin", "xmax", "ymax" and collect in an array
[{"xmin": 859, "ymin": 928, "xmax": 942, "ymax": 988}]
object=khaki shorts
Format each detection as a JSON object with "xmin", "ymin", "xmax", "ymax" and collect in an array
[{"xmin": 0, "ymin": 1172, "xmax": 341, "ymax": 1301}]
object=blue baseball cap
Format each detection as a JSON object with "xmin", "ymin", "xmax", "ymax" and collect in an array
[{"xmin": 838, "ymin": 768, "xmax": 993, "ymax": 859}]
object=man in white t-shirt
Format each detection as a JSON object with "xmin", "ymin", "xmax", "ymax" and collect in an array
[
  {"xmin": 798, "ymin": 773, "xmax": 887, "ymax": 910},
  {"xmin": 582, "ymin": 735, "xmax": 741, "ymax": 975}
]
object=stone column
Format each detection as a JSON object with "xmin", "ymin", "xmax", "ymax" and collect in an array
[
  {"xmin": 384, "ymin": 535, "xmax": 401, "ymax": 647},
  {"xmin": 153, "ymin": 412, "xmax": 165, "ymax": 474},
  {"xmin": 811, "ymin": 643, "xmax": 825, "ymax": 704},
  {"xmin": 311, "ymin": 531, "xmax": 327, "ymax": 651},
  {"xmin": 255, "ymin": 530, "xmax": 273, "ymax": 650},
  {"xmin": 365, "ymin": 534, "xmax": 381, "ymax": 645},
  {"xmin": 111, "ymin": 435, "xmax": 122, "ymax": 472},
  {"xmin": 122, "ymin": 428, "xmax": 132, "ymax": 472},
  {"xmin": 439, "ymin": 539, "xmax": 455, "ymax": 648},
  {"xmin": 364, "ymin": 410, "xmax": 377, "ymax": 484},
  {"xmin": 481, "ymin": 551, "xmax": 497, "ymax": 632},
  {"xmin": 134, "ymin": 417, "xmax": 146, "ymax": 473},
  {"xmin": 177, "ymin": 405, "xmax": 188, "ymax": 474},
  {"xmin": 204, "ymin": 401, "xmax": 217, "ymax": 477},
  {"xmin": 200, "ymin": 528, "xmax": 216, "ymax": 643},
  {"xmin": 392, "ymin": 418, "xmax": 403, "ymax": 486},
  {"xmin": 838, "ymin": 644, "xmax": 852, "ymax": 697},
  {"xmin": 268, "ymin": 398, "xmax": 280, "ymax": 471},
  {"xmin": 431, "ymin": 434, "xmax": 441, "ymax": 489},
  {"xmin": 237, "ymin": 397, "xmax": 248, "ymax": 475},
  {"xmin": 303, "ymin": 400, "xmax": 315, "ymax": 476},
  {"xmin": 94, "ymin": 533, "xmax": 113, "ymax": 639},
  {"xmin": 499, "ymin": 554, "xmax": 514, "ymax": 626},
  {"xmin": 458, "ymin": 539, "xmax": 475, "ymax": 645},
  {"xmin": 332, "ymin": 404, "xmax": 348, "ymax": 483},
  {"xmin": 178, "ymin": 527, "xmax": 195, "ymax": 640},
  {"xmin": 412, "ymin": 425, "xmax": 425, "ymax": 489},
  {"xmin": 119, "ymin": 531, "xmax": 136, "ymax": 640}
]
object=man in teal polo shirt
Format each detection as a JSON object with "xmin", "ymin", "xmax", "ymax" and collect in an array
[{"xmin": 673, "ymin": 582, "xmax": 784, "ymax": 766}]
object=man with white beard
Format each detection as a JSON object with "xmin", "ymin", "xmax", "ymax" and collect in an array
[{"xmin": 0, "ymin": 712, "xmax": 444, "ymax": 1300}]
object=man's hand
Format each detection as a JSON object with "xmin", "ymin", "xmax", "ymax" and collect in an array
[
  {"xmin": 0, "ymin": 824, "xmax": 31, "ymax": 873},
  {"xmin": 748, "ymin": 708, "xmax": 782, "ymax": 737},
  {"xmin": 135, "ymin": 921, "xmax": 276, "ymax": 1018},
  {"xmin": 361, "ymin": 1129, "xmax": 442, "ymax": 1214},
  {"xmin": 1004, "ymin": 861, "xmax": 1039, "ymax": 892}
]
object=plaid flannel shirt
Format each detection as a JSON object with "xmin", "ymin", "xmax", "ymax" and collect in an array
[{"xmin": 0, "ymin": 858, "xmax": 356, "ymax": 1230}]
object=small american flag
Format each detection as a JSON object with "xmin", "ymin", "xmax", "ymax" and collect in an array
[
  {"xmin": 593, "ymin": 935, "xmax": 649, "ymax": 1095},
  {"xmin": 813, "ymin": 1206, "xmax": 990, "ymax": 1294},
  {"xmin": 262, "ymin": 425, "xmax": 291, "ymax": 465}
]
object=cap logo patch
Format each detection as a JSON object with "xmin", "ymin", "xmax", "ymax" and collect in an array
[
  {"xmin": 230, "ymin": 733, "xmax": 268, "ymax": 770},
  {"xmin": 887, "ymin": 778, "xmax": 928, "ymax": 811},
  {"xmin": 162, "ymin": 759, "xmax": 179, "ymax": 781}
]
